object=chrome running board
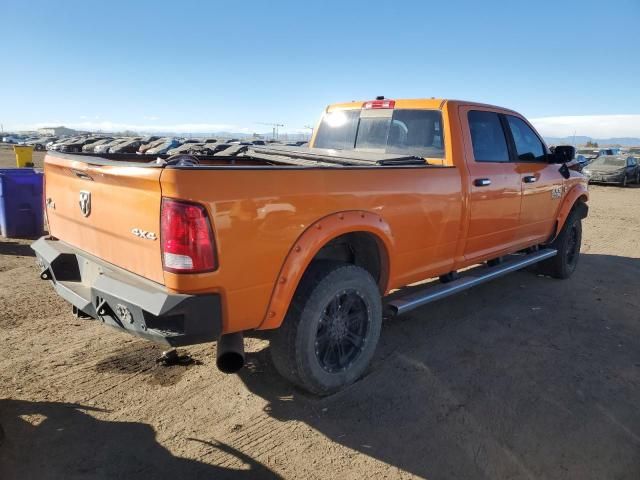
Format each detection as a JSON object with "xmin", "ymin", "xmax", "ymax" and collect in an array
[{"xmin": 387, "ymin": 248, "xmax": 557, "ymax": 316}]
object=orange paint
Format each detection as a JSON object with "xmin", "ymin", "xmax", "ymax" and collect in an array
[{"xmin": 44, "ymin": 99, "xmax": 588, "ymax": 335}]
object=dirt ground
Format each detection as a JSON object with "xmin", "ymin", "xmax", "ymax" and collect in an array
[{"xmin": 1, "ymin": 145, "xmax": 639, "ymax": 479}]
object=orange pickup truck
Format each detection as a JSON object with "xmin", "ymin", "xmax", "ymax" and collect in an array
[{"xmin": 32, "ymin": 98, "xmax": 588, "ymax": 394}]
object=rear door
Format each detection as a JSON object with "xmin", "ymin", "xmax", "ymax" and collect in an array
[
  {"xmin": 459, "ymin": 107, "xmax": 522, "ymax": 262},
  {"xmin": 44, "ymin": 154, "xmax": 165, "ymax": 283},
  {"xmin": 503, "ymin": 114, "xmax": 564, "ymax": 244}
]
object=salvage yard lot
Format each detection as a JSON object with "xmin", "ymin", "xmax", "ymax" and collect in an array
[{"xmin": 1, "ymin": 147, "xmax": 639, "ymax": 479}]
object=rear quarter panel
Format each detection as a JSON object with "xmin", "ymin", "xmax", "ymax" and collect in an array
[{"xmin": 160, "ymin": 166, "xmax": 463, "ymax": 332}]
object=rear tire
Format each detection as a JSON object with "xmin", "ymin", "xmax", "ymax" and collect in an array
[
  {"xmin": 537, "ymin": 210, "xmax": 582, "ymax": 279},
  {"xmin": 269, "ymin": 262, "xmax": 382, "ymax": 395}
]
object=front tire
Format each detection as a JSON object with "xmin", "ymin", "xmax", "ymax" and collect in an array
[
  {"xmin": 270, "ymin": 262, "xmax": 382, "ymax": 395},
  {"xmin": 538, "ymin": 210, "xmax": 582, "ymax": 279}
]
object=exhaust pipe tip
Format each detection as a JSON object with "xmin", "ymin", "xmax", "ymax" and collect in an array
[{"xmin": 216, "ymin": 332, "xmax": 245, "ymax": 373}]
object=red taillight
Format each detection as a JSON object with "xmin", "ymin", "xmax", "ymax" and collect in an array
[
  {"xmin": 161, "ymin": 198, "xmax": 217, "ymax": 273},
  {"xmin": 362, "ymin": 99, "xmax": 395, "ymax": 109}
]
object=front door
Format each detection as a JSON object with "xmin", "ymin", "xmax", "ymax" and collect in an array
[{"xmin": 504, "ymin": 114, "xmax": 565, "ymax": 244}]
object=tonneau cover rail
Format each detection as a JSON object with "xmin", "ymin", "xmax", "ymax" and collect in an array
[{"xmin": 248, "ymin": 145, "xmax": 427, "ymax": 166}]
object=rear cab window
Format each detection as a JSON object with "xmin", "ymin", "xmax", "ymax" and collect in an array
[{"xmin": 314, "ymin": 108, "xmax": 445, "ymax": 161}]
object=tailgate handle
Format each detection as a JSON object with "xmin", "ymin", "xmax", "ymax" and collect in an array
[{"xmin": 71, "ymin": 169, "xmax": 94, "ymax": 181}]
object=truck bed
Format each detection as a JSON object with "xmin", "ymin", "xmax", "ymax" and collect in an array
[{"xmin": 52, "ymin": 145, "xmax": 432, "ymax": 169}]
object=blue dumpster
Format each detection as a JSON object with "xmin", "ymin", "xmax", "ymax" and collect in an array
[{"xmin": 0, "ymin": 168, "xmax": 44, "ymax": 238}]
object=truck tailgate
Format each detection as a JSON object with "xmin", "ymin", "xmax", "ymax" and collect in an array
[{"xmin": 44, "ymin": 153, "xmax": 165, "ymax": 284}]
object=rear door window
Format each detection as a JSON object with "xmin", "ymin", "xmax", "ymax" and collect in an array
[
  {"xmin": 467, "ymin": 111, "xmax": 510, "ymax": 162},
  {"xmin": 506, "ymin": 115, "xmax": 546, "ymax": 162}
]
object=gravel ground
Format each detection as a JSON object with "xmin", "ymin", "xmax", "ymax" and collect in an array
[{"xmin": 1, "ymin": 146, "xmax": 639, "ymax": 479}]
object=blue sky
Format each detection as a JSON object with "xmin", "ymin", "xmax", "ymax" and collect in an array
[{"xmin": 1, "ymin": 0, "xmax": 639, "ymax": 137}]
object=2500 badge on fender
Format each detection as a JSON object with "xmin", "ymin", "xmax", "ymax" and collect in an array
[{"xmin": 32, "ymin": 97, "xmax": 588, "ymax": 395}]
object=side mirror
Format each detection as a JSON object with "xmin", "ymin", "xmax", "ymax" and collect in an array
[{"xmin": 550, "ymin": 145, "xmax": 575, "ymax": 164}]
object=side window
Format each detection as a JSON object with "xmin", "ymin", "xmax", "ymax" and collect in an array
[
  {"xmin": 467, "ymin": 111, "xmax": 510, "ymax": 162},
  {"xmin": 506, "ymin": 115, "xmax": 546, "ymax": 162}
]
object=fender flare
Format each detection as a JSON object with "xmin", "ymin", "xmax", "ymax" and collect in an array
[
  {"xmin": 553, "ymin": 183, "xmax": 589, "ymax": 238},
  {"xmin": 257, "ymin": 210, "xmax": 394, "ymax": 330}
]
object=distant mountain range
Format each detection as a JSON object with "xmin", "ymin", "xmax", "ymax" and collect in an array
[{"xmin": 544, "ymin": 136, "xmax": 640, "ymax": 147}]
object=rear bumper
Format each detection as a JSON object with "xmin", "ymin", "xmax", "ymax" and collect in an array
[{"xmin": 31, "ymin": 237, "xmax": 222, "ymax": 347}]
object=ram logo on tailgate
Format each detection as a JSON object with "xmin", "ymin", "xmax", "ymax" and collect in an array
[{"xmin": 78, "ymin": 191, "xmax": 91, "ymax": 217}]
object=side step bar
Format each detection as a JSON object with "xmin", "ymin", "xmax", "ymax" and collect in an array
[{"xmin": 387, "ymin": 248, "xmax": 557, "ymax": 316}]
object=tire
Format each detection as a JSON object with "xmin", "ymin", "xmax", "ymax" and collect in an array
[
  {"xmin": 269, "ymin": 261, "xmax": 382, "ymax": 395},
  {"xmin": 537, "ymin": 210, "xmax": 582, "ymax": 279}
]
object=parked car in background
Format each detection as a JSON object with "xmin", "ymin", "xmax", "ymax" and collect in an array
[
  {"xmin": 172, "ymin": 139, "xmax": 220, "ymax": 155},
  {"xmin": 109, "ymin": 138, "xmax": 143, "ymax": 154},
  {"xmin": 575, "ymin": 148, "xmax": 599, "ymax": 162},
  {"xmin": 22, "ymin": 136, "xmax": 56, "ymax": 150},
  {"xmin": 199, "ymin": 142, "xmax": 234, "ymax": 155},
  {"xmin": 49, "ymin": 137, "xmax": 80, "ymax": 152},
  {"xmin": 145, "ymin": 138, "xmax": 181, "ymax": 155},
  {"xmin": 166, "ymin": 139, "xmax": 202, "ymax": 156},
  {"xmin": 583, "ymin": 155, "xmax": 639, "ymax": 186},
  {"xmin": 138, "ymin": 137, "xmax": 167, "ymax": 154},
  {"xmin": 82, "ymin": 137, "xmax": 113, "ymax": 153},
  {"xmin": 94, "ymin": 138, "xmax": 128, "ymax": 154},
  {"xmin": 59, "ymin": 137, "xmax": 103, "ymax": 153},
  {"xmin": 598, "ymin": 148, "xmax": 621, "ymax": 156},
  {"xmin": 2, "ymin": 135, "xmax": 24, "ymax": 144}
]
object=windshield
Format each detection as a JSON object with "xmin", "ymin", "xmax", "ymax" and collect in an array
[
  {"xmin": 313, "ymin": 109, "xmax": 445, "ymax": 158},
  {"xmin": 591, "ymin": 156, "xmax": 626, "ymax": 167}
]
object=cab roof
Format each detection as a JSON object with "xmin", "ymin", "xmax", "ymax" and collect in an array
[{"xmin": 325, "ymin": 98, "xmax": 519, "ymax": 115}]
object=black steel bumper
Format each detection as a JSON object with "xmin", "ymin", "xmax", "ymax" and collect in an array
[{"xmin": 31, "ymin": 237, "xmax": 222, "ymax": 347}]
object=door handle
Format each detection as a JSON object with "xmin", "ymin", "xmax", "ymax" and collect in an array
[
  {"xmin": 474, "ymin": 178, "xmax": 491, "ymax": 187},
  {"xmin": 523, "ymin": 175, "xmax": 538, "ymax": 183}
]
